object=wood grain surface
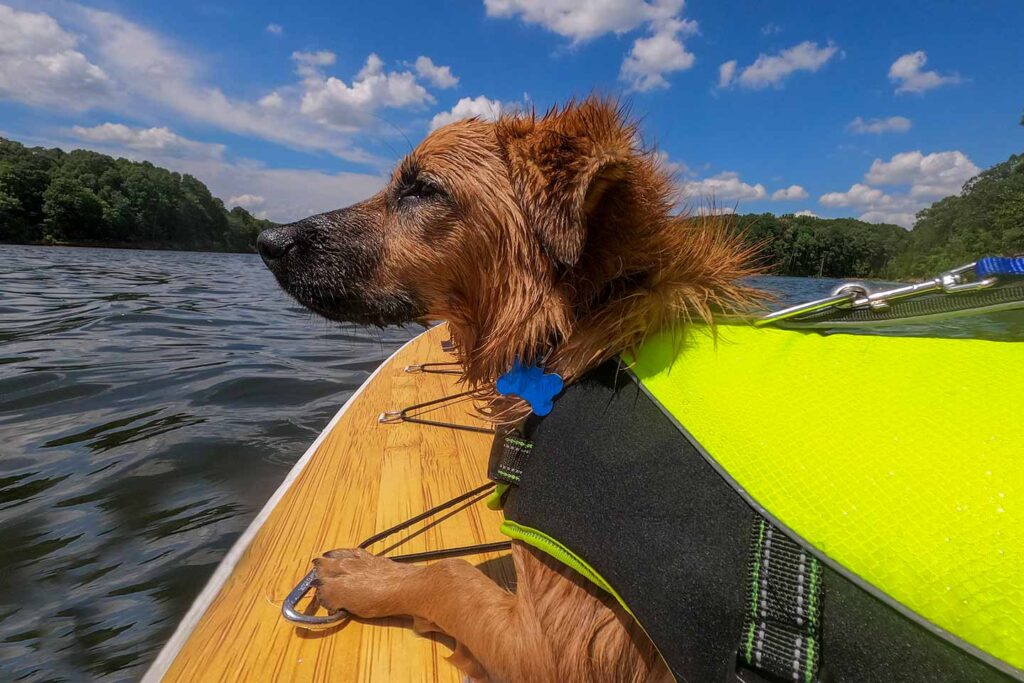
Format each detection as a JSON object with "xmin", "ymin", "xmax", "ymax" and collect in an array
[{"xmin": 156, "ymin": 325, "xmax": 509, "ymax": 682}]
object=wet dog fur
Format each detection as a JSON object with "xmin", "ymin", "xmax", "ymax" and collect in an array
[{"xmin": 259, "ymin": 98, "xmax": 762, "ymax": 682}]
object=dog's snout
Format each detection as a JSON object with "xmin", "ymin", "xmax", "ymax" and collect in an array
[{"xmin": 257, "ymin": 227, "xmax": 296, "ymax": 269}]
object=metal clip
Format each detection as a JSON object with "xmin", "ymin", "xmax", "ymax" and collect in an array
[
  {"xmin": 378, "ymin": 411, "xmax": 403, "ymax": 424},
  {"xmin": 281, "ymin": 570, "xmax": 348, "ymax": 630},
  {"xmin": 757, "ymin": 261, "xmax": 999, "ymax": 326},
  {"xmin": 755, "ymin": 289, "xmax": 859, "ymax": 326}
]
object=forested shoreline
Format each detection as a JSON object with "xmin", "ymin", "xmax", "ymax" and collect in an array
[
  {"xmin": 736, "ymin": 152, "xmax": 1024, "ymax": 279},
  {"xmin": 0, "ymin": 138, "xmax": 273, "ymax": 253},
  {"xmin": 1, "ymin": 137, "xmax": 1022, "ymax": 277}
]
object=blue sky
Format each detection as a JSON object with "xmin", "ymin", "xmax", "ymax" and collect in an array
[{"xmin": 1, "ymin": 0, "xmax": 1022, "ymax": 227}]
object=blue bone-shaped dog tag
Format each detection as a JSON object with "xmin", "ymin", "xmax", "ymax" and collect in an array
[{"xmin": 496, "ymin": 360, "xmax": 564, "ymax": 416}]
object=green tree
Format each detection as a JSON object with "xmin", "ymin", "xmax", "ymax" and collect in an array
[
  {"xmin": 0, "ymin": 139, "xmax": 61, "ymax": 242},
  {"xmin": 224, "ymin": 206, "xmax": 271, "ymax": 252},
  {"xmin": 885, "ymin": 153, "xmax": 1024, "ymax": 277},
  {"xmin": 0, "ymin": 136, "xmax": 277, "ymax": 251},
  {"xmin": 42, "ymin": 176, "xmax": 107, "ymax": 242},
  {"xmin": 736, "ymin": 213, "xmax": 908, "ymax": 278}
]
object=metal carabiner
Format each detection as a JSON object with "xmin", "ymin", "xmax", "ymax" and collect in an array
[
  {"xmin": 281, "ymin": 570, "xmax": 349, "ymax": 630},
  {"xmin": 281, "ymin": 483, "xmax": 508, "ymax": 629}
]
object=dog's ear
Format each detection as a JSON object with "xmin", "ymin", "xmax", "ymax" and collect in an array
[{"xmin": 499, "ymin": 100, "xmax": 635, "ymax": 266}]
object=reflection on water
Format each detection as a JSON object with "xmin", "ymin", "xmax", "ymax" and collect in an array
[{"xmin": 0, "ymin": 245, "xmax": 1019, "ymax": 680}]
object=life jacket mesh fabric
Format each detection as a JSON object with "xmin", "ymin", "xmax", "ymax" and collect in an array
[{"xmin": 629, "ymin": 324, "xmax": 1023, "ymax": 672}]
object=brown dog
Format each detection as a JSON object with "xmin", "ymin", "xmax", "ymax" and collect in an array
[{"xmin": 257, "ymin": 98, "xmax": 761, "ymax": 682}]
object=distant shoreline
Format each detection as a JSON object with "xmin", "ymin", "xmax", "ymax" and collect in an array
[{"xmin": 1, "ymin": 240, "xmax": 256, "ymax": 255}]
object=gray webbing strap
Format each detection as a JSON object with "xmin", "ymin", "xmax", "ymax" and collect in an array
[{"xmin": 739, "ymin": 517, "xmax": 824, "ymax": 682}]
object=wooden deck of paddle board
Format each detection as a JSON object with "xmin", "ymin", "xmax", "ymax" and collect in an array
[{"xmin": 151, "ymin": 325, "xmax": 509, "ymax": 682}]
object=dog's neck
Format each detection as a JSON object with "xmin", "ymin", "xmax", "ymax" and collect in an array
[{"xmin": 445, "ymin": 213, "xmax": 764, "ymax": 421}]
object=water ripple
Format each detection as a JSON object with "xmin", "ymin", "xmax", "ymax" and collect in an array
[{"xmin": 0, "ymin": 245, "xmax": 414, "ymax": 681}]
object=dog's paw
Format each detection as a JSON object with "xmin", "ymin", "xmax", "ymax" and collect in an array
[{"xmin": 312, "ymin": 548, "xmax": 414, "ymax": 618}]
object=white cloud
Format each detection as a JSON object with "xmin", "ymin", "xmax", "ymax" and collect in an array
[
  {"xmin": 356, "ymin": 53, "xmax": 384, "ymax": 79},
  {"xmin": 292, "ymin": 50, "xmax": 337, "ymax": 79},
  {"xmin": 620, "ymin": 18, "xmax": 698, "ymax": 92},
  {"xmin": 265, "ymin": 23, "xmax": 283, "ymax": 35},
  {"xmin": 717, "ymin": 60, "xmax": 737, "ymax": 89},
  {"xmin": 70, "ymin": 123, "xmax": 225, "ymax": 159},
  {"xmin": 819, "ymin": 183, "xmax": 917, "ymax": 227},
  {"xmin": 719, "ymin": 40, "xmax": 838, "ymax": 89},
  {"xmin": 483, "ymin": 0, "xmax": 683, "ymax": 42},
  {"xmin": 817, "ymin": 149, "xmax": 980, "ymax": 227},
  {"xmin": 195, "ymin": 162, "xmax": 385, "ymax": 223},
  {"xmin": 858, "ymin": 210, "xmax": 917, "ymax": 227},
  {"xmin": 414, "ymin": 56, "xmax": 458, "ymax": 89},
  {"xmin": 771, "ymin": 184, "xmax": 808, "ymax": 201},
  {"xmin": 698, "ymin": 206, "xmax": 736, "ymax": 215},
  {"xmin": 299, "ymin": 53, "xmax": 434, "ymax": 130},
  {"xmin": 652, "ymin": 150, "xmax": 687, "ymax": 176},
  {"xmin": 293, "ymin": 50, "xmax": 337, "ymax": 66},
  {"xmin": 258, "ymin": 92, "xmax": 283, "ymax": 109},
  {"xmin": 760, "ymin": 23, "xmax": 781, "ymax": 36},
  {"xmin": 820, "ymin": 182, "xmax": 888, "ymax": 207},
  {"xmin": 227, "ymin": 193, "xmax": 265, "ymax": 209},
  {"xmin": 485, "ymin": 0, "xmax": 695, "ymax": 92},
  {"xmin": 794, "ymin": 209, "xmax": 818, "ymax": 217},
  {"xmin": 865, "ymin": 150, "xmax": 979, "ymax": 197},
  {"xmin": 429, "ymin": 95, "xmax": 506, "ymax": 131},
  {"xmin": 684, "ymin": 171, "xmax": 767, "ymax": 202},
  {"xmin": 889, "ymin": 51, "xmax": 960, "ymax": 94},
  {"xmin": 847, "ymin": 115, "xmax": 911, "ymax": 134},
  {"xmin": 5, "ymin": 4, "xmax": 492, "ymax": 164},
  {"xmin": 63, "ymin": 6, "xmax": 375, "ymax": 162},
  {"xmin": 0, "ymin": 4, "xmax": 112, "ymax": 110}
]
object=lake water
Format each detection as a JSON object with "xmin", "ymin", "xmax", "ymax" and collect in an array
[{"xmin": 0, "ymin": 244, "xmax": 1015, "ymax": 681}]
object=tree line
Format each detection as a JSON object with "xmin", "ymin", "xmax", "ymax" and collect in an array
[
  {"xmin": 1, "ymin": 136, "xmax": 1022, "ymax": 278},
  {"xmin": 0, "ymin": 138, "xmax": 272, "ymax": 252},
  {"xmin": 736, "ymin": 150, "xmax": 1023, "ymax": 279}
]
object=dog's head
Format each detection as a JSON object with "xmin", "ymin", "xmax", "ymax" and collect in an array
[{"xmin": 259, "ymin": 98, "xmax": 758, "ymax": 384}]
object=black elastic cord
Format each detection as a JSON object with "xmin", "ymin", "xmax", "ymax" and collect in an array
[
  {"xmin": 383, "ymin": 390, "xmax": 496, "ymax": 434},
  {"xmin": 390, "ymin": 541, "xmax": 512, "ymax": 563},
  {"xmin": 359, "ymin": 482, "xmax": 511, "ymax": 562},
  {"xmin": 406, "ymin": 361, "xmax": 463, "ymax": 375}
]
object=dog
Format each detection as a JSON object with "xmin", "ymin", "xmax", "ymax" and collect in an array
[{"xmin": 258, "ymin": 98, "xmax": 761, "ymax": 682}]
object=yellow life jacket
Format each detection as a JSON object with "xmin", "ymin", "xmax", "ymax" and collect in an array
[
  {"xmin": 630, "ymin": 324, "xmax": 1023, "ymax": 674},
  {"xmin": 492, "ymin": 322, "xmax": 1022, "ymax": 681}
]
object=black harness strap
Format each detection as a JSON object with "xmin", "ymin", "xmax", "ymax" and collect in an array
[
  {"xmin": 488, "ymin": 428, "xmax": 533, "ymax": 485},
  {"xmin": 739, "ymin": 517, "xmax": 824, "ymax": 683}
]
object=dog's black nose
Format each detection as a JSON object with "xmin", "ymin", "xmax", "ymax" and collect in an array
[{"xmin": 257, "ymin": 227, "xmax": 295, "ymax": 268}]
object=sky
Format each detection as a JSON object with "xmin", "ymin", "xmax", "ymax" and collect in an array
[{"xmin": 1, "ymin": 0, "xmax": 1022, "ymax": 228}]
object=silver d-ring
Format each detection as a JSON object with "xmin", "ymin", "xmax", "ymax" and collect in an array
[{"xmin": 281, "ymin": 570, "xmax": 348, "ymax": 629}]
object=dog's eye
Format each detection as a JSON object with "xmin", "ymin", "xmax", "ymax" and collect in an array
[{"xmin": 397, "ymin": 179, "xmax": 442, "ymax": 204}]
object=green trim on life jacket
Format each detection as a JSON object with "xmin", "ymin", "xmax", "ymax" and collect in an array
[
  {"xmin": 486, "ymin": 482, "xmax": 510, "ymax": 510},
  {"xmin": 500, "ymin": 520, "xmax": 633, "ymax": 616},
  {"xmin": 628, "ymin": 324, "xmax": 1023, "ymax": 672}
]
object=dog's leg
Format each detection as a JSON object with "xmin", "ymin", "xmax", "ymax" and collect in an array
[
  {"xmin": 412, "ymin": 617, "xmax": 489, "ymax": 681},
  {"xmin": 313, "ymin": 547, "xmax": 557, "ymax": 681}
]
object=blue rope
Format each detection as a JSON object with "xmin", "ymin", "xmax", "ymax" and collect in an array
[{"xmin": 975, "ymin": 256, "xmax": 1024, "ymax": 278}]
